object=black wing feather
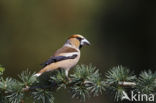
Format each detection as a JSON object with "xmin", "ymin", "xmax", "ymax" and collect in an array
[{"xmin": 41, "ymin": 54, "xmax": 77, "ymax": 67}]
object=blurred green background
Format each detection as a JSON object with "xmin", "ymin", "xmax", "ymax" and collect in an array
[{"xmin": 0, "ymin": 0, "xmax": 156, "ymax": 103}]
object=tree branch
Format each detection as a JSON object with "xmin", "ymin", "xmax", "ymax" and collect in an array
[
  {"xmin": 0, "ymin": 65, "xmax": 156, "ymax": 103},
  {"xmin": 118, "ymin": 81, "xmax": 136, "ymax": 86}
]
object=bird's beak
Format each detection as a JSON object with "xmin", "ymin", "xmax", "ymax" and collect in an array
[{"xmin": 81, "ymin": 38, "xmax": 91, "ymax": 46}]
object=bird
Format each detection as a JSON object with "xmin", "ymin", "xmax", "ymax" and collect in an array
[{"xmin": 34, "ymin": 34, "xmax": 90, "ymax": 77}]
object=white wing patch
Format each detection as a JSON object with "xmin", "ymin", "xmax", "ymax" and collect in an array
[{"xmin": 60, "ymin": 52, "xmax": 79, "ymax": 57}]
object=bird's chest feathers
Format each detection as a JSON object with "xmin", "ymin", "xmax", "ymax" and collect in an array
[{"xmin": 59, "ymin": 52, "xmax": 80, "ymax": 69}]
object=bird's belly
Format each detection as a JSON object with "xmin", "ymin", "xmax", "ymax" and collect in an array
[{"xmin": 58, "ymin": 56, "xmax": 80, "ymax": 70}]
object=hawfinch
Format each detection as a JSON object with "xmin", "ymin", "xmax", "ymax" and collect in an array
[{"xmin": 35, "ymin": 34, "xmax": 90, "ymax": 77}]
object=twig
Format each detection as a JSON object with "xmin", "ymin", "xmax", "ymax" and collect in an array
[{"xmin": 118, "ymin": 81, "xmax": 136, "ymax": 86}]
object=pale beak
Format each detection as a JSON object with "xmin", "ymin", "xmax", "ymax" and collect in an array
[{"xmin": 81, "ymin": 38, "xmax": 91, "ymax": 46}]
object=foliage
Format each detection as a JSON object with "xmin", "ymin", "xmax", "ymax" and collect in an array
[
  {"xmin": 136, "ymin": 70, "xmax": 156, "ymax": 94},
  {"xmin": 105, "ymin": 66, "xmax": 136, "ymax": 101},
  {"xmin": 70, "ymin": 65, "xmax": 105, "ymax": 100},
  {"xmin": 0, "ymin": 64, "xmax": 156, "ymax": 103},
  {"xmin": 0, "ymin": 65, "xmax": 5, "ymax": 76}
]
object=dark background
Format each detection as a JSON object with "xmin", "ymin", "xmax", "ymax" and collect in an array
[{"xmin": 0, "ymin": 0, "xmax": 156, "ymax": 103}]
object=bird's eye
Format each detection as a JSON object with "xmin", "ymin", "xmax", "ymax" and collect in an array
[{"xmin": 76, "ymin": 37, "xmax": 83, "ymax": 41}]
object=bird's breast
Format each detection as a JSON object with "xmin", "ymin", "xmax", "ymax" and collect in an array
[{"xmin": 59, "ymin": 53, "xmax": 80, "ymax": 70}]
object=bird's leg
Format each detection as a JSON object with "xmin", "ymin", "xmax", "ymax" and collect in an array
[
  {"xmin": 65, "ymin": 70, "xmax": 71, "ymax": 81},
  {"xmin": 65, "ymin": 70, "xmax": 68, "ymax": 77}
]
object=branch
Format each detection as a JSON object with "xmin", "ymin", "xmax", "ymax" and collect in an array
[
  {"xmin": 0, "ymin": 65, "xmax": 156, "ymax": 103},
  {"xmin": 118, "ymin": 81, "xmax": 136, "ymax": 86}
]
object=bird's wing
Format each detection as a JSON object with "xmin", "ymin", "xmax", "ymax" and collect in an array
[
  {"xmin": 41, "ymin": 46, "xmax": 78, "ymax": 67},
  {"xmin": 41, "ymin": 54, "xmax": 77, "ymax": 67}
]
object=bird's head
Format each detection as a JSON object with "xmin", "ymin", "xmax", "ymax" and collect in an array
[{"xmin": 65, "ymin": 34, "xmax": 90, "ymax": 49}]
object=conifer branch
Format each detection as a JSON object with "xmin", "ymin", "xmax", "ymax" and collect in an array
[{"xmin": 0, "ymin": 65, "xmax": 156, "ymax": 103}]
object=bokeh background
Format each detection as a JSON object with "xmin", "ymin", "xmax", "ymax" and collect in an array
[{"xmin": 0, "ymin": 0, "xmax": 156, "ymax": 103}]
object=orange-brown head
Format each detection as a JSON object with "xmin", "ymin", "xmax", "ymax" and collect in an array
[{"xmin": 67, "ymin": 34, "xmax": 90, "ymax": 49}]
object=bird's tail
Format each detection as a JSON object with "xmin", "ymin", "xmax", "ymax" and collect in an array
[
  {"xmin": 34, "ymin": 73, "xmax": 41, "ymax": 77},
  {"xmin": 33, "ymin": 68, "xmax": 45, "ymax": 77},
  {"xmin": 34, "ymin": 66, "xmax": 57, "ymax": 77}
]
